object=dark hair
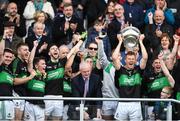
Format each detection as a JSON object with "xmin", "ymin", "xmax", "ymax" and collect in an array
[
  {"xmin": 160, "ymin": 33, "xmax": 172, "ymax": 49},
  {"xmin": 33, "ymin": 57, "xmax": 45, "ymax": 65},
  {"xmin": 88, "ymin": 42, "xmax": 98, "ymax": 48},
  {"xmin": 125, "ymin": 51, "xmax": 136, "ymax": 57},
  {"xmin": 47, "ymin": 43, "xmax": 58, "ymax": 52},
  {"xmin": 3, "ymin": 48, "xmax": 14, "ymax": 55},
  {"xmin": 4, "ymin": 21, "xmax": 16, "ymax": 27},
  {"xmin": 16, "ymin": 42, "xmax": 28, "ymax": 50}
]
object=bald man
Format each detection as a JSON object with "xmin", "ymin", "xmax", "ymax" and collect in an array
[
  {"xmin": 145, "ymin": 0, "xmax": 175, "ymax": 25},
  {"xmin": 68, "ymin": 61, "xmax": 102, "ymax": 120},
  {"xmin": 1, "ymin": 2, "xmax": 26, "ymax": 37},
  {"xmin": 144, "ymin": 9, "xmax": 174, "ymax": 62}
]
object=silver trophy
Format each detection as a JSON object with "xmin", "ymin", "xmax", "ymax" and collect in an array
[{"xmin": 121, "ymin": 26, "xmax": 140, "ymax": 50}]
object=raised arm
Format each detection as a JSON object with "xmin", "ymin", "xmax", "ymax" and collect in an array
[
  {"xmin": 66, "ymin": 40, "xmax": 83, "ymax": 68},
  {"xmin": 171, "ymin": 35, "xmax": 179, "ymax": 57},
  {"xmin": 67, "ymin": 39, "xmax": 84, "ymax": 59},
  {"xmin": 13, "ymin": 41, "xmax": 38, "ymax": 85},
  {"xmin": 139, "ymin": 34, "xmax": 148, "ymax": 70},
  {"xmin": 28, "ymin": 41, "xmax": 38, "ymax": 72},
  {"xmin": 112, "ymin": 34, "xmax": 123, "ymax": 70},
  {"xmin": 96, "ymin": 37, "xmax": 109, "ymax": 69},
  {"xmin": 159, "ymin": 53, "xmax": 175, "ymax": 87},
  {"xmin": 166, "ymin": 34, "xmax": 180, "ymax": 70},
  {"xmin": 0, "ymin": 29, "xmax": 7, "ymax": 65}
]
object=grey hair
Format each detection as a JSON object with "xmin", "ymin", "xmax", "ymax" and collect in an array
[
  {"xmin": 33, "ymin": 22, "xmax": 45, "ymax": 30},
  {"xmin": 79, "ymin": 61, "xmax": 91, "ymax": 70}
]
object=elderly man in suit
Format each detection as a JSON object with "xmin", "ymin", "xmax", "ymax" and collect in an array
[{"xmin": 68, "ymin": 61, "xmax": 102, "ymax": 120}]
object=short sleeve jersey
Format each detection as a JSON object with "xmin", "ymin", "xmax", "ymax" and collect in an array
[
  {"xmin": 45, "ymin": 57, "xmax": 67, "ymax": 95},
  {"xmin": 27, "ymin": 73, "xmax": 46, "ymax": 106},
  {"xmin": 0, "ymin": 65, "xmax": 13, "ymax": 96},
  {"xmin": 11, "ymin": 57, "xmax": 29, "ymax": 96},
  {"xmin": 145, "ymin": 72, "xmax": 171, "ymax": 98},
  {"xmin": 115, "ymin": 66, "xmax": 143, "ymax": 98}
]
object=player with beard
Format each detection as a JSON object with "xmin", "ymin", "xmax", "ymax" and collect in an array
[
  {"xmin": 45, "ymin": 40, "xmax": 83, "ymax": 120},
  {"xmin": 11, "ymin": 42, "xmax": 35, "ymax": 121},
  {"xmin": 144, "ymin": 52, "xmax": 175, "ymax": 120},
  {"xmin": 112, "ymin": 34, "xmax": 148, "ymax": 121},
  {"xmin": 0, "ymin": 29, "xmax": 15, "ymax": 120}
]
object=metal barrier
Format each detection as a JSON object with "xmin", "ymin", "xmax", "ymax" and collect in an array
[{"xmin": 0, "ymin": 97, "xmax": 180, "ymax": 121}]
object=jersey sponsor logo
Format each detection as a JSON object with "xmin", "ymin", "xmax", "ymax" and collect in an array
[
  {"xmin": 0, "ymin": 71, "xmax": 13, "ymax": 85},
  {"xmin": 63, "ymin": 81, "xmax": 71, "ymax": 93},
  {"xmin": 118, "ymin": 73, "xmax": 142, "ymax": 86},
  {"xmin": 148, "ymin": 77, "xmax": 170, "ymax": 92},
  {"xmin": 28, "ymin": 79, "xmax": 45, "ymax": 93},
  {"xmin": 47, "ymin": 68, "xmax": 64, "ymax": 81}
]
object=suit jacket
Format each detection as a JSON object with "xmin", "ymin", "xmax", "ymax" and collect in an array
[
  {"xmin": 25, "ymin": 34, "xmax": 49, "ymax": 57},
  {"xmin": 107, "ymin": 18, "xmax": 122, "ymax": 50},
  {"xmin": 52, "ymin": 14, "xmax": 84, "ymax": 46},
  {"xmin": 71, "ymin": 73, "xmax": 102, "ymax": 107},
  {"xmin": 68, "ymin": 73, "xmax": 102, "ymax": 119}
]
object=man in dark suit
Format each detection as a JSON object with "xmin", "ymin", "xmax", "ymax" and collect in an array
[
  {"xmin": 52, "ymin": 3, "xmax": 84, "ymax": 46},
  {"xmin": 68, "ymin": 61, "xmax": 102, "ymax": 120},
  {"xmin": 25, "ymin": 22, "xmax": 49, "ymax": 58}
]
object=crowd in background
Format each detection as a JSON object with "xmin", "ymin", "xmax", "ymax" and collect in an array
[{"xmin": 0, "ymin": 0, "xmax": 180, "ymax": 120}]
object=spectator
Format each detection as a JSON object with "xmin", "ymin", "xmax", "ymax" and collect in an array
[
  {"xmin": 0, "ymin": 29, "xmax": 15, "ymax": 120},
  {"xmin": 159, "ymin": 33, "xmax": 179, "ymax": 70},
  {"xmin": 172, "ymin": 28, "xmax": 180, "ymax": 118},
  {"xmin": 112, "ymin": 34, "xmax": 148, "ymax": 121},
  {"xmin": 68, "ymin": 61, "xmax": 102, "ymax": 120},
  {"xmin": 25, "ymin": 22, "xmax": 49, "ymax": 58},
  {"xmin": 0, "ymin": 2, "xmax": 26, "ymax": 37},
  {"xmin": 0, "ymin": 21, "xmax": 23, "ymax": 53},
  {"xmin": 23, "ymin": 0, "xmax": 55, "ymax": 34},
  {"xmin": 80, "ymin": 0, "xmax": 106, "ymax": 28},
  {"xmin": 52, "ymin": 3, "xmax": 84, "ymax": 46},
  {"xmin": 86, "ymin": 20, "xmax": 111, "ymax": 59},
  {"xmin": 153, "ymin": 86, "xmax": 173, "ymax": 120},
  {"xmin": 27, "ymin": 11, "xmax": 53, "ymax": 42},
  {"xmin": 84, "ymin": 42, "xmax": 103, "ymax": 80},
  {"xmin": 9, "ymin": 0, "xmax": 29, "ymax": 15},
  {"xmin": 123, "ymin": 0, "xmax": 144, "ymax": 30},
  {"xmin": 104, "ymin": 0, "xmax": 115, "ymax": 26},
  {"xmin": 96, "ymin": 36, "xmax": 119, "ymax": 120},
  {"xmin": 107, "ymin": 3, "xmax": 126, "ymax": 50},
  {"xmin": 144, "ymin": 10, "xmax": 174, "ymax": 60},
  {"xmin": 144, "ymin": 0, "xmax": 175, "ymax": 25}
]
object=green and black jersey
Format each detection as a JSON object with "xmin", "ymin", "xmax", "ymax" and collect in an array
[
  {"xmin": 27, "ymin": 73, "xmax": 46, "ymax": 106},
  {"xmin": 0, "ymin": 65, "xmax": 13, "ymax": 96},
  {"xmin": 115, "ymin": 66, "xmax": 143, "ymax": 98},
  {"xmin": 63, "ymin": 77, "xmax": 72, "ymax": 105},
  {"xmin": 146, "ymin": 72, "xmax": 171, "ymax": 98},
  {"xmin": 45, "ymin": 57, "xmax": 67, "ymax": 95},
  {"xmin": 10, "ymin": 57, "xmax": 29, "ymax": 96}
]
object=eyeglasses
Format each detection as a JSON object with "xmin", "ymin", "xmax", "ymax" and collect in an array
[
  {"xmin": 114, "ymin": 8, "xmax": 123, "ymax": 11},
  {"xmin": 88, "ymin": 47, "xmax": 98, "ymax": 51},
  {"xmin": 162, "ymin": 90, "xmax": 170, "ymax": 95}
]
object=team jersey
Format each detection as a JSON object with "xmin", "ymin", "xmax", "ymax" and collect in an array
[
  {"xmin": 11, "ymin": 57, "xmax": 29, "ymax": 96},
  {"xmin": 145, "ymin": 72, "xmax": 171, "ymax": 98},
  {"xmin": 115, "ymin": 66, "xmax": 143, "ymax": 98},
  {"xmin": 45, "ymin": 57, "xmax": 67, "ymax": 95},
  {"xmin": 27, "ymin": 73, "xmax": 46, "ymax": 106},
  {"xmin": 0, "ymin": 65, "xmax": 13, "ymax": 96}
]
